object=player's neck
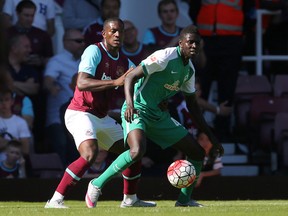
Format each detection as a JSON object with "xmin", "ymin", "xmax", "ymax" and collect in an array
[{"xmin": 103, "ymin": 42, "xmax": 119, "ymax": 57}]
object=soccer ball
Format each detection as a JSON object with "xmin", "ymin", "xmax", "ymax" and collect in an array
[{"xmin": 167, "ymin": 160, "xmax": 196, "ymax": 189}]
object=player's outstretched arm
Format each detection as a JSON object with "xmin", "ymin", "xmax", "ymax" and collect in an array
[
  {"xmin": 124, "ymin": 65, "xmax": 144, "ymax": 123},
  {"xmin": 185, "ymin": 94, "xmax": 224, "ymax": 156}
]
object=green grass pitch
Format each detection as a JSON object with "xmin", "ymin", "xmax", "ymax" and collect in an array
[{"xmin": 0, "ymin": 200, "xmax": 288, "ymax": 216}]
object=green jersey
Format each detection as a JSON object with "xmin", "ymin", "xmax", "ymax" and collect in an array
[{"xmin": 123, "ymin": 46, "xmax": 196, "ymax": 121}]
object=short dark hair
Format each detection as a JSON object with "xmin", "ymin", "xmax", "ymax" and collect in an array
[
  {"xmin": 103, "ymin": 17, "xmax": 124, "ymax": 30},
  {"xmin": 179, "ymin": 25, "xmax": 200, "ymax": 40},
  {"xmin": 16, "ymin": 0, "xmax": 36, "ymax": 13},
  {"xmin": 158, "ymin": 0, "xmax": 178, "ymax": 15}
]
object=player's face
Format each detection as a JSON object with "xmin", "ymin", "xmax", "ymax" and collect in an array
[
  {"xmin": 103, "ymin": 21, "xmax": 124, "ymax": 49},
  {"xmin": 179, "ymin": 33, "xmax": 201, "ymax": 60}
]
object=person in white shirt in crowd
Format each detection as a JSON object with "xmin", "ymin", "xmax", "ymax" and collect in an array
[
  {"xmin": 0, "ymin": 87, "xmax": 31, "ymax": 162},
  {"xmin": 43, "ymin": 28, "xmax": 86, "ymax": 165},
  {"xmin": 2, "ymin": 0, "xmax": 56, "ymax": 36}
]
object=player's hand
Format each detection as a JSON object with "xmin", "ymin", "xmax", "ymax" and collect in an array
[
  {"xmin": 114, "ymin": 67, "xmax": 134, "ymax": 87},
  {"xmin": 124, "ymin": 105, "xmax": 138, "ymax": 123}
]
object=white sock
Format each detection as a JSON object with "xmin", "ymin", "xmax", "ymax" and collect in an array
[
  {"xmin": 50, "ymin": 191, "xmax": 64, "ymax": 202},
  {"xmin": 123, "ymin": 194, "xmax": 137, "ymax": 204}
]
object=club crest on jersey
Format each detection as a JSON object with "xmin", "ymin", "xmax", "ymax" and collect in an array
[
  {"xmin": 116, "ymin": 66, "xmax": 125, "ymax": 77},
  {"xmin": 164, "ymin": 80, "xmax": 180, "ymax": 91}
]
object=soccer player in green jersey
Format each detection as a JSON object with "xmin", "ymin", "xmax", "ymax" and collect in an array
[{"xmin": 85, "ymin": 24, "xmax": 224, "ymax": 207}]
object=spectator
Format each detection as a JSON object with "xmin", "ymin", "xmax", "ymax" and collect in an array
[
  {"xmin": 0, "ymin": 87, "xmax": 31, "ymax": 162},
  {"xmin": 121, "ymin": 20, "xmax": 152, "ymax": 66},
  {"xmin": 142, "ymin": 0, "xmax": 183, "ymax": 51},
  {"xmin": 7, "ymin": 34, "xmax": 39, "ymax": 100},
  {"xmin": 6, "ymin": 0, "xmax": 54, "ymax": 151},
  {"xmin": 43, "ymin": 29, "xmax": 85, "ymax": 165},
  {"xmin": 176, "ymin": 77, "xmax": 232, "ymax": 135},
  {"xmin": 0, "ymin": 140, "xmax": 26, "ymax": 179},
  {"xmin": 190, "ymin": 0, "xmax": 254, "ymax": 142},
  {"xmin": 83, "ymin": 0, "xmax": 121, "ymax": 45},
  {"xmin": 2, "ymin": 0, "xmax": 56, "ymax": 36},
  {"xmin": 62, "ymin": 0, "xmax": 101, "ymax": 31},
  {"xmin": 6, "ymin": 0, "xmax": 53, "ymax": 74}
]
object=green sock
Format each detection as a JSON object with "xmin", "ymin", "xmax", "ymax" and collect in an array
[
  {"xmin": 177, "ymin": 159, "xmax": 203, "ymax": 204},
  {"xmin": 91, "ymin": 150, "xmax": 134, "ymax": 188}
]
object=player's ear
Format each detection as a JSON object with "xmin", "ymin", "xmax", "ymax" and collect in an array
[{"xmin": 102, "ymin": 30, "xmax": 106, "ymax": 38}]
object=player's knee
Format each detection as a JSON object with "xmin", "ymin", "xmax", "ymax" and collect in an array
[
  {"xmin": 79, "ymin": 143, "xmax": 98, "ymax": 164},
  {"xmin": 130, "ymin": 148, "xmax": 146, "ymax": 161}
]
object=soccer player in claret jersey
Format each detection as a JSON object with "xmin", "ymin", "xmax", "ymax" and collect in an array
[
  {"xmin": 45, "ymin": 18, "xmax": 156, "ymax": 208},
  {"xmin": 85, "ymin": 25, "xmax": 224, "ymax": 207}
]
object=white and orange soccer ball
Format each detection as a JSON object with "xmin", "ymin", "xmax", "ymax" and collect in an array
[{"xmin": 167, "ymin": 160, "xmax": 196, "ymax": 189}]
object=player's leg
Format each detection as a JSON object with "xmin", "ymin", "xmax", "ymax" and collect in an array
[
  {"xmin": 86, "ymin": 116, "xmax": 147, "ymax": 208},
  {"xmin": 109, "ymin": 142, "xmax": 154, "ymax": 207},
  {"xmin": 172, "ymin": 134, "xmax": 205, "ymax": 207},
  {"xmin": 148, "ymin": 115, "xmax": 205, "ymax": 207},
  {"xmin": 45, "ymin": 110, "xmax": 99, "ymax": 208},
  {"xmin": 90, "ymin": 129, "xmax": 146, "ymax": 188}
]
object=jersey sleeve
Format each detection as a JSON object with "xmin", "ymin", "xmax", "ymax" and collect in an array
[
  {"xmin": 78, "ymin": 44, "xmax": 101, "ymax": 76},
  {"xmin": 140, "ymin": 49, "xmax": 169, "ymax": 76}
]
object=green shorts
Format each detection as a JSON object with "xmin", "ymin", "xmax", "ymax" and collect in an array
[{"xmin": 122, "ymin": 111, "xmax": 188, "ymax": 149}]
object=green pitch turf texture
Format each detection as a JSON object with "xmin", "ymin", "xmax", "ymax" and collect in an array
[{"xmin": 0, "ymin": 200, "xmax": 287, "ymax": 216}]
